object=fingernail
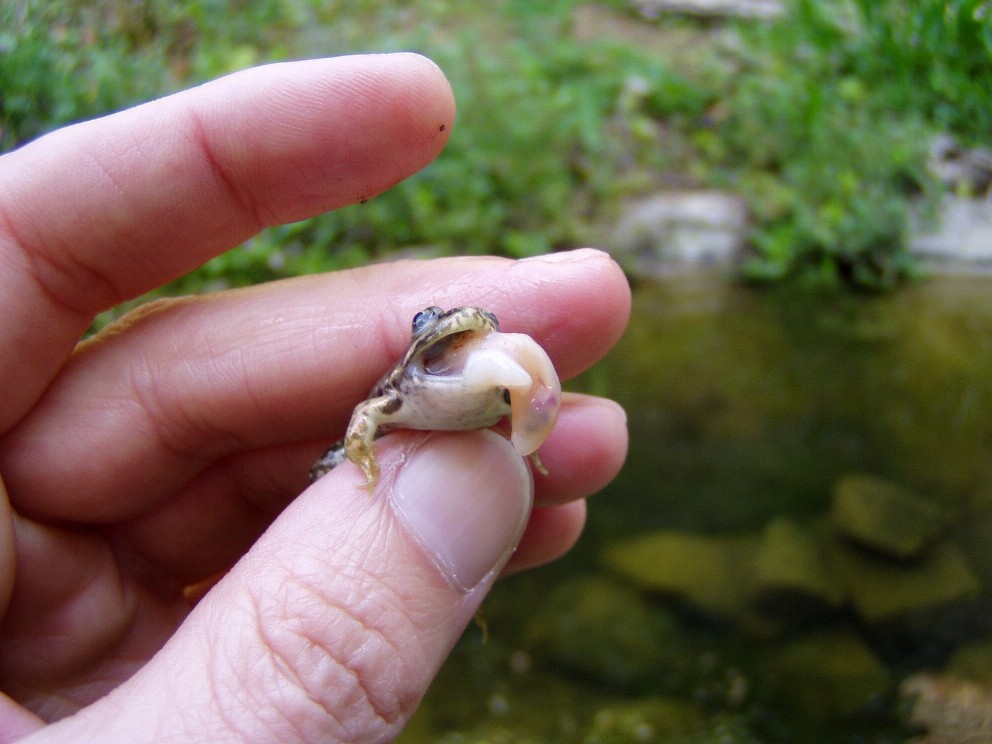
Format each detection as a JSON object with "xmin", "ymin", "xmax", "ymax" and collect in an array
[
  {"xmin": 391, "ymin": 430, "xmax": 533, "ymax": 592},
  {"xmin": 518, "ymin": 247, "xmax": 608, "ymax": 264}
]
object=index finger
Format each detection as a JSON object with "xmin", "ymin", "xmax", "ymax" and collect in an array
[{"xmin": 0, "ymin": 53, "xmax": 455, "ymax": 432}]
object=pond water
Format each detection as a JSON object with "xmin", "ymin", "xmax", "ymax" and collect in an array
[{"xmin": 399, "ymin": 272, "xmax": 992, "ymax": 743}]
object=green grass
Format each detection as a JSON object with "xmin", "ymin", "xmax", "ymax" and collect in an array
[
  {"xmin": 0, "ymin": 0, "xmax": 303, "ymax": 150},
  {"xmin": 721, "ymin": 0, "xmax": 992, "ymax": 288},
  {"xmin": 3, "ymin": 0, "xmax": 991, "ymax": 295}
]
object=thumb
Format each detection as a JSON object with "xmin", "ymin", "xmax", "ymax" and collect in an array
[{"xmin": 32, "ymin": 429, "xmax": 533, "ymax": 744}]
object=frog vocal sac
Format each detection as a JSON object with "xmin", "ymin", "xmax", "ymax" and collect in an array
[{"xmin": 309, "ymin": 306, "xmax": 562, "ymax": 489}]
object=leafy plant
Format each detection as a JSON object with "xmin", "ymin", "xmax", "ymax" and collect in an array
[
  {"xmin": 721, "ymin": 0, "xmax": 988, "ymax": 288},
  {"xmin": 0, "ymin": 2, "xmax": 166, "ymax": 150},
  {"xmin": 0, "ymin": 0, "xmax": 304, "ymax": 151},
  {"xmin": 220, "ymin": 13, "xmax": 709, "ymax": 281},
  {"xmin": 6, "ymin": 0, "xmax": 992, "ymax": 296}
]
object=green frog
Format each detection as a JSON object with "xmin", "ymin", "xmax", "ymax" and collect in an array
[{"xmin": 309, "ymin": 306, "xmax": 560, "ymax": 490}]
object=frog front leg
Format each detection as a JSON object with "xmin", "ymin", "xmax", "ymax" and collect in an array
[{"xmin": 343, "ymin": 393, "xmax": 402, "ymax": 491}]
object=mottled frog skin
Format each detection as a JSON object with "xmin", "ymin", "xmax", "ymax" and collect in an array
[{"xmin": 310, "ymin": 306, "xmax": 517, "ymax": 487}]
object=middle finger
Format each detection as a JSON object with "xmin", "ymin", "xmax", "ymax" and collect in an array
[{"xmin": 0, "ymin": 250, "xmax": 630, "ymax": 522}]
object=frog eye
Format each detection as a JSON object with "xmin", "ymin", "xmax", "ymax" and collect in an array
[{"xmin": 412, "ymin": 306, "xmax": 443, "ymax": 335}]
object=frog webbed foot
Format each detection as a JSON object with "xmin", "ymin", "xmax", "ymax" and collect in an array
[
  {"xmin": 343, "ymin": 400, "xmax": 390, "ymax": 492},
  {"xmin": 345, "ymin": 433, "xmax": 380, "ymax": 492}
]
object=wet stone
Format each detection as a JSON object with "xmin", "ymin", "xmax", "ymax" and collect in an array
[
  {"xmin": 435, "ymin": 726, "xmax": 549, "ymax": 744},
  {"xmin": 767, "ymin": 631, "xmax": 890, "ymax": 722},
  {"xmin": 601, "ymin": 531, "xmax": 759, "ymax": 620},
  {"xmin": 956, "ymin": 512, "xmax": 992, "ymax": 589},
  {"xmin": 611, "ymin": 191, "xmax": 748, "ymax": 276},
  {"xmin": 522, "ymin": 576, "xmax": 679, "ymax": 690},
  {"xmin": 901, "ymin": 673, "xmax": 992, "ymax": 743},
  {"xmin": 751, "ymin": 518, "xmax": 844, "ymax": 614},
  {"xmin": 584, "ymin": 698, "xmax": 765, "ymax": 744},
  {"xmin": 829, "ymin": 541, "xmax": 981, "ymax": 623},
  {"xmin": 831, "ymin": 473, "xmax": 950, "ymax": 559},
  {"xmin": 947, "ymin": 639, "xmax": 992, "ymax": 686},
  {"xmin": 583, "ymin": 698, "xmax": 705, "ymax": 744}
]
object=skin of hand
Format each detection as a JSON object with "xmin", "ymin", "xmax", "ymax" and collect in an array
[{"xmin": 0, "ymin": 54, "xmax": 630, "ymax": 744}]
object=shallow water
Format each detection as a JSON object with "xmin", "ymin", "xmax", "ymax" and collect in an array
[{"xmin": 399, "ymin": 272, "xmax": 992, "ymax": 743}]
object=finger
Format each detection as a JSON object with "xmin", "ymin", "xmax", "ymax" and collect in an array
[
  {"xmin": 0, "ymin": 693, "xmax": 44, "ymax": 743},
  {"xmin": 0, "ymin": 53, "xmax": 454, "ymax": 432},
  {"xmin": 94, "ymin": 393, "xmax": 625, "ymax": 585},
  {"xmin": 502, "ymin": 500, "xmax": 588, "ymax": 576},
  {"xmin": 16, "ymin": 430, "xmax": 533, "ymax": 741},
  {"xmin": 1, "ymin": 250, "xmax": 630, "ymax": 521},
  {"xmin": 0, "ymin": 515, "xmax": 183, "ymax": 721},
  {"xmin": 530, "ymin": 394, "xmax": 628, "ymax": 506}
]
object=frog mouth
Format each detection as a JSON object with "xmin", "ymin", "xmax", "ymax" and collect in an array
[{"xmin": 459, "ymin": 332, "xmax": 561, "ymax": 456}]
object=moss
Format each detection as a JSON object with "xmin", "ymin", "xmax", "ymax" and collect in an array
[
  {"xmin": 602, "ymin": 531, "xmax": 760, "ymax": 620},
  {"xmin": 831, "ymin": 473, "xmax": 950, "ymax": 558},
  {"xmin": 766, "ymin": 632, "xmax": 890, "ymax": 721},
  {"xmin": 583, "ymin": 698, "xmax": 705, "ymax": 744},
  {"xmin": 523, "ymin": 576, "xmax": 680, "ymax": 689},
  {"xmin": 946, "ymin": 640, "xmax": 992, "ymax": 686},
  {"xmin": 752, "ymin": 518, "xmax": 844, "ymax": 610},
  {"xmin": 830, "ymin": 542, "xmax": 980, "ymax": 623}
]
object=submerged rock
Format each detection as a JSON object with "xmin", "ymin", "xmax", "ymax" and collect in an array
[
  {"xmin": 831, "ymin": 474, "xmax": 950, "ymax": 559},
  {"xmin": 947, "ymin": 640, "xmax": 992, "ymax": 687},
  {"xmin": 583, "ymin": 698, "xmax": 764, "ymax": 744},
  {"xmin": 583, "ymin": 697, "xmax": 705, "ymax": 744},
  {"xmin": 767, "ymin": 632, "xmax": 890, "ymax": 722},
  {"xmin": 522, "ymin": 576, "xmax": 681, "ymax": 690},
  {"xmin": 601, "ymin": 531, "xmax": 759, "ymax": 620},
  {"xmin": 830, "ymin": 541, "xmax": 980, "ymax": 623},
  {"xmin": 901, "ymin": 673, "xmax": 992, "ymax": 743},
  {"xmin": 751, "ymin": 518, "xmax": 844, "ymax": 616},
  {"xmin": 603, "ymin": 516, "xmax": 982, "ymax": 642},
  {"xmin": 435, "ymin": 726, "xmax": 549, "ymax": 744},
  {"xmin": 948, "ymin": 482, "xmax": 992, "ymax": 594}
]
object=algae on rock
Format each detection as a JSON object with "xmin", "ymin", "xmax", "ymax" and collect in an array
[
  {"xmin": 601, "ymin": 531, "xmax": 760, "ymax": 620},
  {"xmin": 523, "ymin": 576, "xmax": 682, "ymax": 689},
  {"xmin": 766, "ymin": 632, "xmax": 890, "ymax": 722},
  {"xmin": 582, "ymin": 697, "xmax": 705, "ymax": 744},
  {"xmin": 831, "ymin": 473, "xmax": 950, "ymax": 558},
  {"xmin": 947, "ymin": 639, "xmax": 992, "ymax": 686},
  {"xmin": 829, "ymin": 541, "xmax": 980, "ymax": 623},
  {"xmin": 752, "ymin": 517, "xmax": 844, "ymax": 612}
]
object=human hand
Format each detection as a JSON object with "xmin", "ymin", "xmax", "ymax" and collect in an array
[{"xmin": 0, "ymin": 54, "xmax": 630, "ymax": 743}]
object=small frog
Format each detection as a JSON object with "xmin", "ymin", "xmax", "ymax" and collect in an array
[{"xmin": 310, "ymin": 306, "xmax": 561, "ymax": 489}]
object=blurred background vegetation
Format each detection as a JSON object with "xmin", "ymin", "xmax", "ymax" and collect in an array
[{"xmin": 2, "ymin": 0, "xmax": 991, "ymax": 294}]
